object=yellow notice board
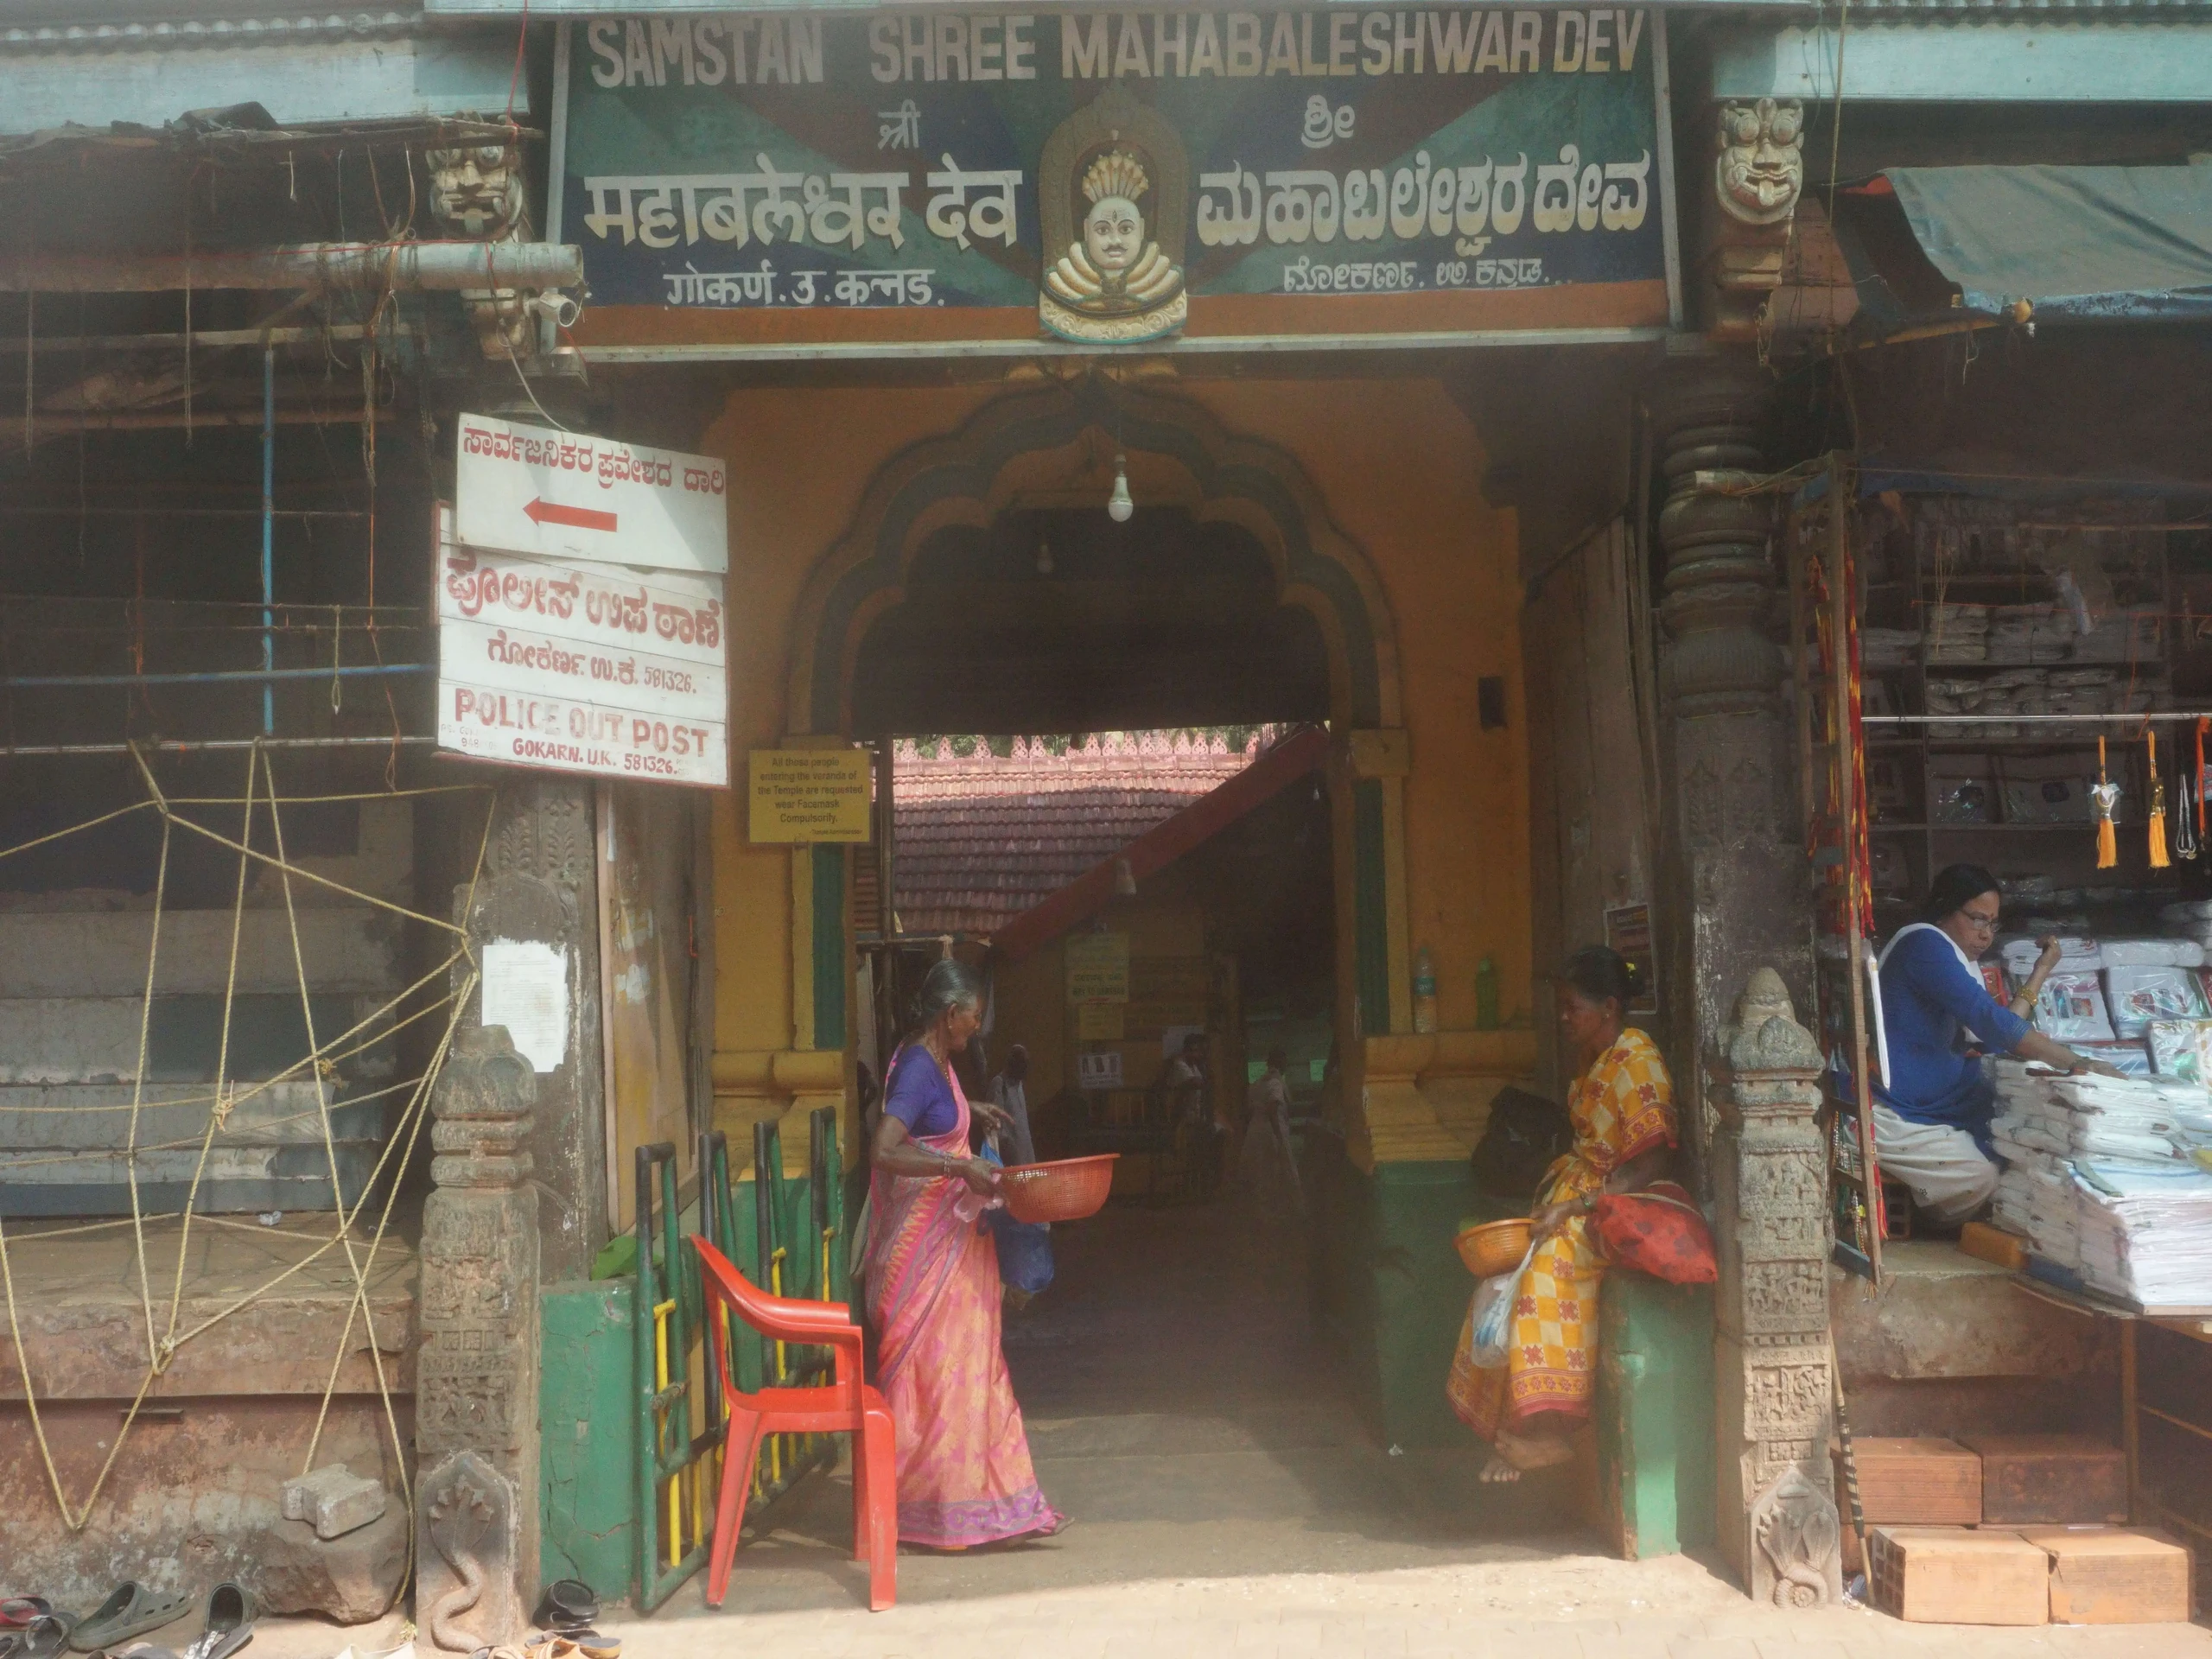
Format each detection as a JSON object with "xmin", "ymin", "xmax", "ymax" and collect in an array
[
  {"xmin": 748, "ymin": 748, "xmax": 871, "ymax": 843},
  {"xmin": 1065, "ymin": 932, "xmax": 1130, "ymax": 1005},
  {"xmin": 1077, "ymin": 1002, "xmax": 1126, "ymax": 1041}
]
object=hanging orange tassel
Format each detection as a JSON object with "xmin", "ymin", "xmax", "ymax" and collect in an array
[
  {"xmin": 2149, "ymin": 728, "xmax": 2171, "ymax": 869},
  {"xmin": 2094, "ymin": 735, "xmax": 2120, "ymax": 870}
]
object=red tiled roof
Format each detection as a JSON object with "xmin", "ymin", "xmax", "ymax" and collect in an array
[{"xmin": 892, "ymin": 730, "xmax": 1277, "ymax": 937}]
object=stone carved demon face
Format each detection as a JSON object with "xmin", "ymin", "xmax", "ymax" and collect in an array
[{"xmin": 1715, "ymin": 98, "xmax": 1805, "ymax": 226}]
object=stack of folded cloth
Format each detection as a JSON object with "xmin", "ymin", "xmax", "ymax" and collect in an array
[
  {"xmin": 1986, "ymin": 1064, "xmax": 2204, "ymax": 1272},
  {"xmin": 2070, "ymin": 609, "xmax": 2163, "ymax": 665},
  {"xmin": 2162, "ymin": 899, "xmax": 2212, "ymax": 952},
  {"xmin": 2071, "ymin": 1157, "xmax": 2212, "ymax": 1306},
  {"xmin": 1861, "ymin": 627, "xmax": 1923, "ymax": 669},
  {"xmin": 1990, "ymin": 1060, "xmax": 2083, "ymax": 1264},
  {"xmin": 1987, "ymin": 604, "xmax": 2073, "ymax": 664},
  {"xmin": 2050, "ymin": 1074, "xmax": 2197, "ymax": 1160},
  {"xmin": 1926, "ymin": 603, "xmax": 1990, "ymax": 663}
]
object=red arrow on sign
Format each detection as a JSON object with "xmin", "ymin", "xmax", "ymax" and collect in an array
[{"xmin": 524, "ymin": 498, "xmax": 618, "ymax": 533}]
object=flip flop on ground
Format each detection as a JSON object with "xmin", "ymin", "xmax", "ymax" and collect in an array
[{"xmin": 69, "ymin": 1584, "xmax": 192, "ymax": 1654}]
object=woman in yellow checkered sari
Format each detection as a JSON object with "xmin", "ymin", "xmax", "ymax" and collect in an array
[{"xmin": 1447, "ymin": 946, "xmax": 1676, "ymax": 1482}]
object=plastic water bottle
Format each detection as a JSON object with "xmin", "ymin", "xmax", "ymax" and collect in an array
[
  {"xmin": 1475, "ymin": 955, "xmax": 1499, "ymax": 1031},
  {"xmin": 1413, "ymin": 947, "xmax": 1438, "ymax": 1034}
]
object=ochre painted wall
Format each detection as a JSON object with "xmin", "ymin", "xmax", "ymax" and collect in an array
[{"xmin": 655, "ymin": 375, "xmax": 1529, "ymax": 1164}]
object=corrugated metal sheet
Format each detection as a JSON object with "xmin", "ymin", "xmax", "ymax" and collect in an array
[
  {"xmin": 416, "ymin": 0, "xmax": 2212, "ymax": 13},
  {"xmin": 0, "ymin": 5, "xmax": 430, "ymax": 49},
  {"xmin": 0, "ymin": 16, "xmax": 520, "ymax": 132}
]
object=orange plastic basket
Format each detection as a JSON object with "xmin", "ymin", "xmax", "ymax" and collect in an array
[
  {"xmin": 1454, "ymin": 1217, "xmax": 1532, "ymax": 1278},
  {"xmin": 1000, "ymin": 1154, "xmax": 1119, "ymax": 1224}
]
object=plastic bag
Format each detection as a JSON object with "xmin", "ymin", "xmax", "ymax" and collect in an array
[
  {"xmin": 976, "ymin": 1143, "xmax": 1055, "ymax": 1294},
  {"xmin": 988, "ymin": 1208, "xmax": 1055, "ymax": 1294},
  {"xmin": 1468, "ymin": 1243, "xmax": 1536, "ymax": 1367}
]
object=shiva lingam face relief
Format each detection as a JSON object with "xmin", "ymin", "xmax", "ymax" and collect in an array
[
  {"xmin": 1041, "ymin": 147, "xmax": 1186, "ymax": 344},
  {"xmin": 1084, "ymin": 193, "xmax": 1143, "ymax": 276}
]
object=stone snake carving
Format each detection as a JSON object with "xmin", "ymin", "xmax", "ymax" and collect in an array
[{"xmin": 427, "ymin": 1469, "xmax": 497, "ymax": 1651}]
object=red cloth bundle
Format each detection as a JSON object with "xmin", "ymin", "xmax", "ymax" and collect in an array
[{"xmin": 1593, "ymin": 1179, "xmax": 1717, "ymax": 1284}]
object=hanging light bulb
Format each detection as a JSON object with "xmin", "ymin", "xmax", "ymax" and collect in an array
[
  {"xmin": 1036, "ymin": 537, "xmax": 1054, "ymax": 575},
  {"xmin": 1107, "ymin": 453, "xmax": 1134, "ymax": 523}
]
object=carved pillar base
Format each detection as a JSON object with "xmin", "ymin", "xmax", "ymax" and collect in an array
[
  {"xmin": 415, "ymin": 1028, "xmax": 542, "ymax": 1653},
  {"xmin": 1709, "ymin": 971, "xmax": 1842, "ymax": 1608}
]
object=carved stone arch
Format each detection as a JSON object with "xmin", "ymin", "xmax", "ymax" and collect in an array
[{"xmin": 785, "ymin": 378, "xmax": 1402, "ymax": 737}]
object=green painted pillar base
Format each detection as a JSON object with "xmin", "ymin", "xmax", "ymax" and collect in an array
[
  {"xmin": 1597, "ymin": 1274, "xmax": 1716, "ymax": 1559},
  {"xmin": 541, "ymin": 1279, "xmax": 639, "ymax": 1599},
  {"xmin": 1311, "ymin": 1140, "xmax": 1719, "ymax": 1558},
  {"xmin": 1369, "ymin": 1160, "xmax": 1518, "ymax": 1449}
]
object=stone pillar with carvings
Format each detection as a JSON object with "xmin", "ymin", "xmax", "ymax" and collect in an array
[
  {"xmin": 1707, "ymin": 969, "xmax": 1842, "ymax": 1608},
  {"xmin": 414, "ymin": 1027, "xmax": 542, "ymax": 1653},
  {"xmin": 466, "ymin": 779, "xmax": 605, "ymax": 1282},
  {"xmin": 1651, "ymin": 357, "xmax": 1808, "ymax": 1187}
]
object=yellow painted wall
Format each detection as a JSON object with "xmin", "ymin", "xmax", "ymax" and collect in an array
[
  {"xmin": 1195, "ymin": 379, "xmax": 1532, "ymax": 1036},
  {"xmin": 638, "ymin": 375, "xmax": 1529, "ymax": 1165}
]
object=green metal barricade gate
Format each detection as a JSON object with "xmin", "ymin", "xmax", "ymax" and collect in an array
[{"xmin": 632, "ymin": 1109, "xmax": 848, "ymax": 1610}]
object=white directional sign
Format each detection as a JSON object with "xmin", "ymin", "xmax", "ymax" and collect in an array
[
  {"xmin": 454, "ymin": 412, "xmax": 728, "ymax": 574},
  {"xmin": 435, "ymin": 514, "xmax": 729, "ymax": 787}
]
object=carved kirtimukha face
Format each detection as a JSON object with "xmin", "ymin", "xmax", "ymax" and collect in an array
[
  {"xmin": 1084, "ymin": 195, "xmax": 1143, "ymax": 276},
  {"xmin": 1715, "ymin": 97, "xmax": 1805, "ymax": 226}
]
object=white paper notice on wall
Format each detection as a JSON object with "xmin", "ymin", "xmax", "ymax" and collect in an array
[
  {"xmin": 1076, "ymin": 1051, "xmax": 1123, "ymax": 1091},
  {"xmin": 481, "ymin": 938, "xmax": 570, "ymax": 1072}
]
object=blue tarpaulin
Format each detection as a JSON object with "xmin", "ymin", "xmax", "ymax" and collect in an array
[{"xmin": 1885, "ymin": 162, "xmax": 2212, "ymax": 322}]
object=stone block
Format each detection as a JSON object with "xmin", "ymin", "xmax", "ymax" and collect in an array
[
  {"xmin": 283, "ymin": 1464, "xmax": 389, "ymax": 1539},
  {"xmin": 1831, "ymin": 1243, "xmax": 2108, "ymax": 1382},
  {"xmin": 256, "ymin": 1503, "xmax": 410, "ymax": 1623}
]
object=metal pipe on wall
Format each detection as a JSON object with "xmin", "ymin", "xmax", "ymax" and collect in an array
[
  {"xmin": 3, "ymin": 664, "xmax": 429, "ymax": 689},
  {"xmin": 0, "ymin": 241, "xmax": 582, "ymax": 295},
  {"xmin": 0, "ymin": 734, "xmax": 436, "ymax": 758},
  {"xmin": 262, "ymin": 344, "xmax": 275, "ymax": 734}
]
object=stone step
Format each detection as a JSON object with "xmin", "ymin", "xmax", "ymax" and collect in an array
[
  {"xmin": 0, "ymin": 907, "xmax": 400, "ymax": 998},
  {"xmin": 0, "ymin": 995, "xmax": 393, "ymax": 1084},
  {"xmin": 0, "ymin": 1142, "xmax": 379, "ymax": 1217},
  {"xmin": 0, "ymin": 1083, "xmax": 382, "ymax": 1148}
]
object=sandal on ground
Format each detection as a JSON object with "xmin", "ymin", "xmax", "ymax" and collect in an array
[
  {"xmin": 566, "ymin": 1631, "xmax": 619, "ymax": 1659},
  {"xmin": 69, "ymin": 1587, "xmax": 191, "ymax": 1656},
  {"xmin": 19, "ymin": 1618, "xmax": 69, "ymax": 1659},
  {"xmin": 1, "ymin": 1605, "xmax": 51, "ymax": 1631},
  {"xmin": 182, "ymin": 1583, "xmax": 253, "ymax": 1659},
  {"xmin": 531, "ymin": 1584, "xmax": 598, "ymax": 1636}
]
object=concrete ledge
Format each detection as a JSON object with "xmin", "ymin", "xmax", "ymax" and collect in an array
[
  {"xmin": 0, "ymin": 1218, "xmax": 416, "ymax": 1399},
  {"xmin": 0, "ymin": 907, "xmax": 402, "ymax": 998},
  {"xmin": 1832, "ymin": 1241, "xmax": 2107, "ymax": 1383}
]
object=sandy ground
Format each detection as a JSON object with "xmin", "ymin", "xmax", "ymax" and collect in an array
[{"xmin": 243, "ymin": 1192, "xmax": 2210, "ymax": 1658}]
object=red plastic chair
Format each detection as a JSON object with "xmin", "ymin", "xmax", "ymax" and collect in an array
[{"xmin": 690, "ymin": 1234, "xmax": 898, "ymax": 1611}]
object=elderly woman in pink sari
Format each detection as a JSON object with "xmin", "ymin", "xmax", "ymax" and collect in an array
[{"xmin": 863, "ymin": 959, "xmax": 1064, "ymax": 1548}]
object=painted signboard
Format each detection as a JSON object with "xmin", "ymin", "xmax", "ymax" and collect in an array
[
  {"xmin": 556, "ymin": 7, "xmax": 1674, "ymax": 351},
  {"xmin": 748, "ymin": 748, "xmax": 874, "ymax": 842},
  {"xmin": 435, "ymin": 511, "xmax": 731, "ymax": 786},
  {"xmin": 454, "ymin": 411, "xmax": 730, "ymax": 572},
  {"xmin": 1065, "ymin": 931, "xmax": 1133, "ymax": 1003}
]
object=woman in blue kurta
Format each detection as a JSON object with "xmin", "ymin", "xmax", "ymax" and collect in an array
[{"xmin": 1875, "ymin": 863, "xmax": 2122, "ymax": 1225}]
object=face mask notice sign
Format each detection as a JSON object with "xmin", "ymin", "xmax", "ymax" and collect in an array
[{"xmin": 435, "ymin": 417, "xmax": 731, "ymax": 787}]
